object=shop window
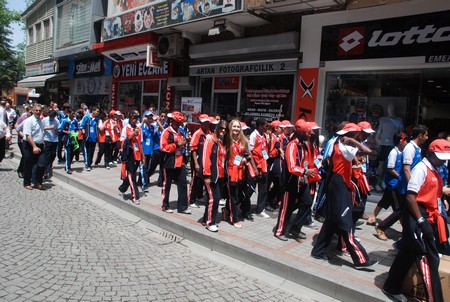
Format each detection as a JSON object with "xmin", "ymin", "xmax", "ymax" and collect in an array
[
  {"xmin": 43, "ymin": 19, "xmax": 52, "ymax": 40},
  {"xmin": 200, "ymin": 77, "xmax": 212, "ymax": 115},
  {"xmin": 27, "ymin": 27, "xmax": 34, "ymax": 45},
  {"xmin": 35, "ymin": 23, "xmax": 42, "ymax": 42},
  {"xmin": 240, "ymin": 75, "xmax": 294, "ymax": 126},
  {"xmin": 56, "ymin": 0, "xmax": 91, "ymax": 49},
  {"xmin": 323, "ymin": 71, "xmax": 423, "ymax": 140},
  {"xmin": 118, "ymin": 81, "xmax": 143, "ymax": 116}
]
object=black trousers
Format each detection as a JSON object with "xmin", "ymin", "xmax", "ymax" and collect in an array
[
  {"xmin": 23, "ymin": 141, "xmax": 46, "ymax": 186},
  {"xmin": 95, "ymin": 142, "xmax": 112, "ymax": 167},
  {"xmin": 226, "ymin": 181, "xmax": 245, "ymax": 223},
  {"xmin": 17, "ymin": 139, "xmax": 24, "ymax": 172},
  {"xmin": 0, "ymin": 137, "xmax": 5, "ymax": 162},
  {"xmin": 148, "ymin": 149, "xmax": 163, "ymax": 186},
  {"xmin": 44, "ymin": 141, "xmax": 58, "ymax": 173},
  {"xmin": 274, "ymin": 185, "xmax": 311, "ymax": 236},
  {"xmin": 161, "ymin": 166, "xmax": 188, "ymax": 212},
  {"xmin": 311, "ymin": 174, "xmax": 370, "ymax": 265},
  {"xmin": 64, "ymin": 144, "xmax": 75, "ymax": 171},
  {"xmin": 203, "ymin": 178, "xmax": 224, "ymax": 226},
  {"xmin": 383, "ymin": 212, "xmax": 443, "ymax": 302},
  {"xmin": 267, "ymin": 172, "xmax": 283, "ymax": 207},
  {"xmin": 119, "ymin": 160, "xmax": 140, "ymax": 201},
  {"xmin": 84, "ymin": 141, "xmax": 96, "ymax": 168},
  {"xmin": 246, "ymin": 172, "xmax": 268, "ymax": 214}
]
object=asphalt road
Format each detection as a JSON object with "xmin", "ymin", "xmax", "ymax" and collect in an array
[{"xmin": 0, "ymin": 158, "xmax": 338, "ymax": 302}]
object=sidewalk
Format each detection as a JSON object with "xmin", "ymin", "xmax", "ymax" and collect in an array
[{"xmin": 10, "ymin": 141, "xmax": 399, "ymax": 302}]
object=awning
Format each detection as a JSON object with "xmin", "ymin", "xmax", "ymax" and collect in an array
[{"xmin": 17, "ymin": 73, "xmax": 58, "ymax": 88}]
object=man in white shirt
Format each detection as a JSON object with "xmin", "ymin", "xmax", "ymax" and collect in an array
[
  {"xmin": 22, "ymin": 104, "xmax": 46, "ymax": 190},
  {"xmin": 0, "ymin": 118, "xmax": 11, "ymax": 164}
]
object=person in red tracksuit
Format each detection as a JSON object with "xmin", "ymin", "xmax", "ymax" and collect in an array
[
  {"xmin": 311, "ymin": 123, "xmax": 377, "ymax": 269},
  {"xmin": 224, "ymin": 119, "xmax": 258, "ymax": 228},
  {"xmin": 202, "ymin": 120, "xmax": 228, "ymax": 232},
  {"xmin": 267, "ymin": 120, "xmax": 284, "ymax": 211},
  {"xmin": 118, "ymin": 110, "xmax": 145, "ymax": 205},
  {"xmin": 160, "ymin": 111, "xmax": 191, "ymax": 214},
  {"xmin": 248, "ymin": 118, "xmax": 270, "ymax": 218},
  {"xmin": 274, "ymin": 120, "xmax": 317, "ymax": 241},
  {"xmin": 188, "ymin": 114, "xmax": 210, "ymax": 208},
  {"xmin": 382, "ymin": 139, "xmax": 450, "ymax": 302}
]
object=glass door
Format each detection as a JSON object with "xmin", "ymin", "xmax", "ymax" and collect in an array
[{"xmin": 213, "ymin": 92, "xmax": 238, "ymax": 120}]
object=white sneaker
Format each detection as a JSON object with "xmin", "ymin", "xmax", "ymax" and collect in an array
[
  {"xmin": 119, "ymin": 192, "xmax": 125, "ymax": 200},
  {"xmin": 86, "ymin": 167, "xmax": 92, "ymax": 171},
  {"xmin": 106, "ymin": 166, "xmax": 110, "ymax": 170},
  {"xmin": 257, "ymin": 210, "xmax": 270, "ymax": 219},
  {"xmin": 133, "ymin": 199, "xmax": 140, "ymax": 205},
  {"xmin": 206, "ymin": 224, "xmax": 219, "ymax": 232},
  {"xmin": 190, "ymin": 203, "xmax": 200, "ymax": 208},
  {"xmin": 219, "ymin": 199, "xmax": 226, "ymax": 206}
]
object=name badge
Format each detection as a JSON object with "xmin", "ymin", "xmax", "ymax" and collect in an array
[
  {"xmin": 262, "ymin": 150, "xmax": 269, "ymax": 160},
  {"xmin": 234, "ymin": 155, "xmax": 242, "ymax": 166},
  {"xmin": 133, "ymin": 143, "xmax": 139, "ymax": 151},
  {"xmin": 105, "ymin": 130, "xmax": 110, "ymax": 136},
  {"xmin": 314, "ymin": 158, "xmax": 322, "ymax": 169},
  {"xmin": 90, "ymin": 128, "xmax": 94, "ymax": 133},
  {"xmin": 145, "ymin": 138, "xmax": 151, "ymax": 146}
]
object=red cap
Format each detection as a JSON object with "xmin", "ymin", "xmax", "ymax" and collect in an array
[
  {"xmin": 280, "ymin": 120, "xmax": 293, "ymax": 128},
  {"xmin": 309, "ymin": 122, "xmax": 321, "ymax": 130},
  {"xmin": 171, "ymin": 111, "xmax": 184, "ymax": 123},
  {"xmin": 270, "ymin": 120, "xmax": 281, "ymax": 128},
  {"xmin": 199, "ymin": 114, "xmax": 210, "ymax": 123},
  {"xmin": 357, "ymin": 121, "xmax": 375, "ymax": 134},
  {"xmin": 240, "ymin": 122, "xmax": 250, "ymax": 130},
  {"xmin": 109, "ymin": 110, "xmax": 116, "ymax": 118},
  {"xmin": 114, "ymin": 110, "xmax": 122, "ymax": 116},
  {"xmin": 209, "ymin": 116, "xmax": 219, "ymax": 124},
  {"xmin": 336, "ymin": 123, "xmax": 361, "ymax": 135},
  {"xmin": 295, "ymin": 119, "xmax": 312, "ymax": 133},
  {"xmin": 428, "ymin": 139, "xmax": 450, "ymax": 160}
]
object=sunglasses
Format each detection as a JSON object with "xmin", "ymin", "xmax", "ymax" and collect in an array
[
  {"xmin": 219, "ymin": 127, "xmax": 227, "ymax": 131},
  {"xmin": 131, "ymin": 116, "xmax": 139, "ymax": 119}
]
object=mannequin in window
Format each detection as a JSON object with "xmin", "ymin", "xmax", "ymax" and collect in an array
[{"xmin": 375, "ymin": 103, "xmax": 404, "ymax": 190}]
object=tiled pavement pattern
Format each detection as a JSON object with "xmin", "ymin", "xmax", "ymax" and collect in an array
[
  {"xmin": 0, "ymin": 159, "xmax": 335, "ymax": 302},
  {"xmin": 2, "ymin": 140, "xmax": 404, "ymax": 301}
]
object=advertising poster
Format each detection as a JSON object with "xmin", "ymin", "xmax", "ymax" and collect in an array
[
  {"xmin": 103, "ymin": 0, "xmax": 242, "ymax": 41},
  {"xmin": 181, "ymin": 97, "xmax": 202, "ymax": 122},
  {"xmin": 295, "ymin": 68, "xmax": 318, "ymax": 121}
]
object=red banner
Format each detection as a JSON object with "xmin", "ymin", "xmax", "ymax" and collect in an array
[{"xmin": 295, "ymin": 68, "xmax": 318, "ymax": 121}]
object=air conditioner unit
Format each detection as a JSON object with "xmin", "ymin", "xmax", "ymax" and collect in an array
[{"xmin": 157, "ymin": 33, "xmax": 184, "ymax": 59}]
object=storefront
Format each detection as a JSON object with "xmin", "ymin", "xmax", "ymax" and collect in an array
[
  {"xmin": 301, "ymin": 0, "xmax": 450, "ymax": 140},
  {"xmin": 69, "ymin": 56, "xmax": 113, "ymax": 112},
  {"xmin": 190, "ymin": 58, "xmax": 298, "ymax": 125},
  {"xmin": 111, "ymin": 59, "xmax": 172, "ymax": 116}
]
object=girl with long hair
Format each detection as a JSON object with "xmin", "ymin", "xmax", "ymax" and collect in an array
[
  {"xmin": 202, "ymin": 120, "xmax": 228, "ymax": 232},
  {"xmin": 223, "ymin": 119, "xmax": 258, "ymax": 228}
]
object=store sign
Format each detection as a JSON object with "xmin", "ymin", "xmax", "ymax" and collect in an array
[
  {"xmin": 74, "ymin": 58, "xmax": 104, "ymax": 78},
  {"xmin": 214, "ymin": 76, "xmax": 239, "ymax": 89},
  {"xmin": 320, "ymin": 10, "xmax": 450, "ymax": 61},
  {"xmin": 102, "ymin": 0, "xmax": 242, "ymax": 41},
  {"xmin": 190, "ymin": 60, "xmax": 297, "ymax": 76},
  {"xmin": 26, "ymin": 64, "xmax": 42, "ymax": 77},
  {"xmin": 73, "ymin": 76, "xmax": 111, "ymax": 95},
  {"xmin": 181, "ymin": 97, "xmax": 202, "ymax": 122},
  {"xmin": 113, "ymin": 60, "xmax": 170, "ymax": 80},
  {"xmin": 42, "ymin": 62, "xmax": 56, "ymax": 75},
  {"xmin": 295, "ymin": 68, "xmax": 318, "ymax": 121}
]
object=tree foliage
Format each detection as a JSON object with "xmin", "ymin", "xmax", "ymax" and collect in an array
[{"xmin": 0, "ymin": 0, "xmax": 23, "ymax": 94}]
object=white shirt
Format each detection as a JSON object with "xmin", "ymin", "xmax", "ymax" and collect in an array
[
  {"xmin": 5, "ymin": 108, "xmax": 17, "ymax": 123},
  {"xmin": 407, "ymin": 158, "xmax": 434, "ymax": 194},
  {"xmin": 42, "ymin": 117, "xmax": 60, "ymax": 142},
  {"xmin": 338, "ymin": 141, "xmax": 358, "ymax": 162},
  {"xmin": 387, "ymin": 146, "xmax": 400, "ymax": 169},
  {"xmin": 23, "ymin": 115, "xmax": 45, "ymax": 144},
  {"xmin": 403, "ymin": 141, "xmax": 420, "ymax": 166},
  {"xmin": 0, "ymin": 120, "xmax": 11, "ymax": 139}
]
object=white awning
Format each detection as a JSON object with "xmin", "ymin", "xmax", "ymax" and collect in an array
[{"xmin": 17, "ymin": 73, "xmax": 58, "ymax": 88}]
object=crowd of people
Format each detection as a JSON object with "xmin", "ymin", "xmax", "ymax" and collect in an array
[{"xmin": 3, "ymin": 99, "xmax": 450, "ymax": 302}]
